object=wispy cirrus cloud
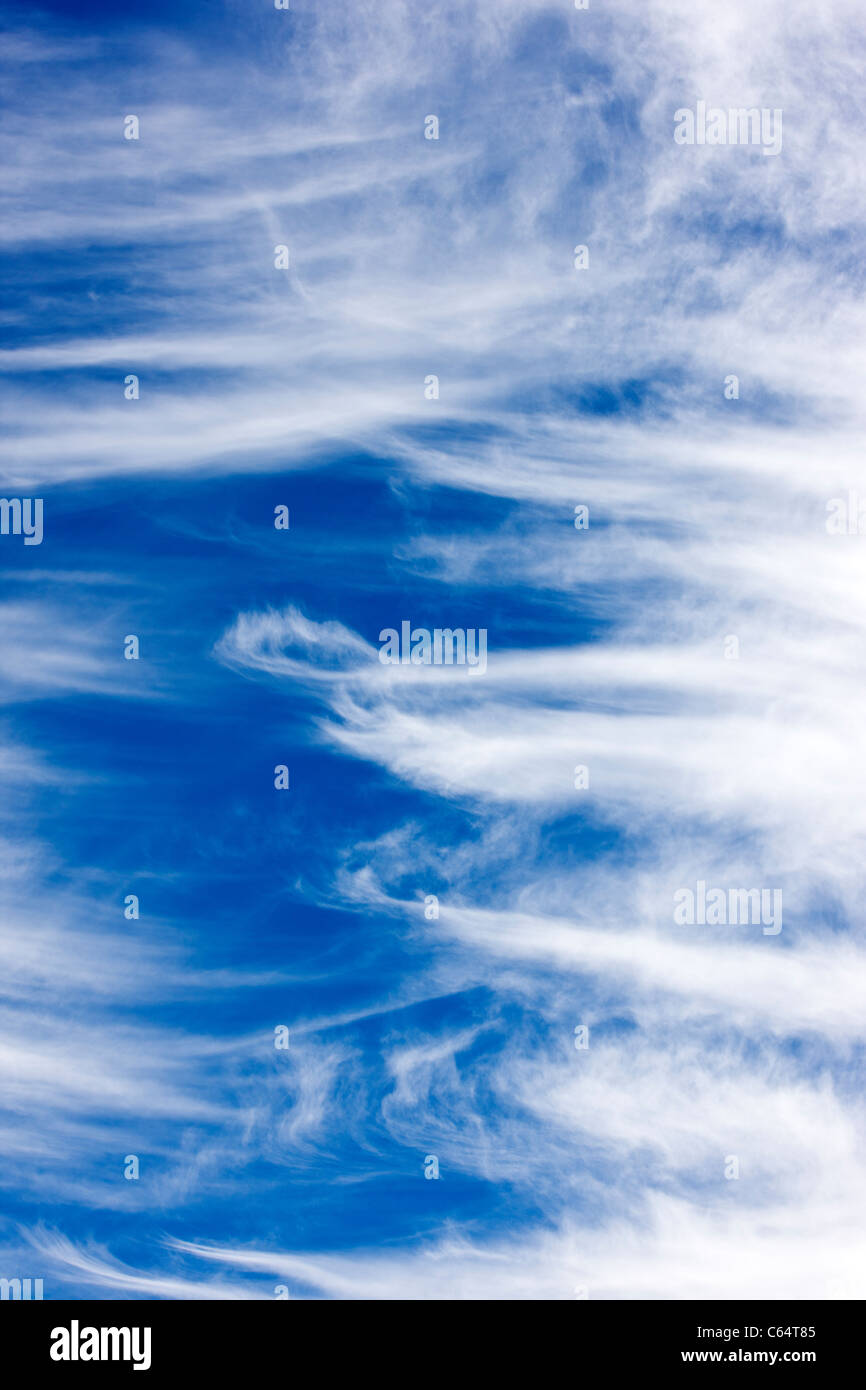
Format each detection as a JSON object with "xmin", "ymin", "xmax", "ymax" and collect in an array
[{"xmin": 2, "ymin": 0, "xmax": 865, "ymax": 1302}]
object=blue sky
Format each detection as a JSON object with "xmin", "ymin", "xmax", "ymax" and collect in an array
[{"xmin": 1, "ymin": 0, "xmax": 866, "ymax": 1299}]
